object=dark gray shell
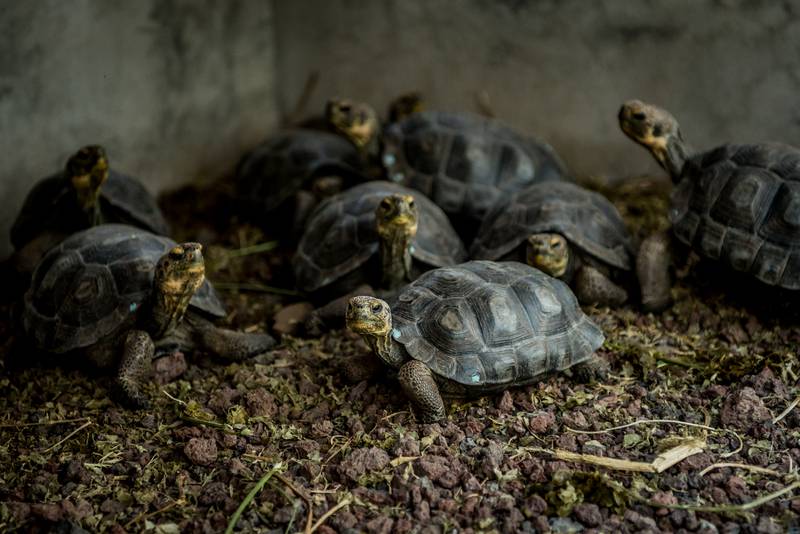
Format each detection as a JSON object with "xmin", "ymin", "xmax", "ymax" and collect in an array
[
  {"xmin": 381, "ymin": 111, "xmax": 569, "ymax": 222},
  {"xmin": 24, "ymin": 224, "xmax": 226, "ymax": 353},
  {"xmin": 471, "ymin": 182, "xmax": 635, "ymax": 271},
  {"xmin": 235, "ymin": 129, "xmax": 364, "ymax": 213},
  {"xmin": 392, "ymin": 261, "xmax": 603, "ymax": 388},
  {"xmin": 293, "ymin": 181, "xmax": 468, "ymax": 292},
  {"xmin": 11, "ymin": 170, "xmax": 169, "ymax": 251},
  {"xmin": 672, "ymin": 143, "xmax": 800, "ymax": 289}
]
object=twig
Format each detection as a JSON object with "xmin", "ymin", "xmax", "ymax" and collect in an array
[
  {"xmin": 566, "ymin": 418, "xmax": 742, "ymax": 458},
  {"xmin": 636, "ymin": 479, "xmax": 800, "ymax": 513},
  {"xmin": 213, "ymin": 282, "xmax": 301, "ymax": 296},
  {"xmin": 0, "ymin": 417, "xmax": 92, "ymax": 428},
  {"xmin": 284, "ymin": 71, "xmax": 320, "ymax": 127},
  {"xmin": 42, "ymin": 419, "xmax": 93, "ymax": 453},
  {"xmin": 699, "ymin": 462, "xmax": 784, "ymax": 477},
  {"xmin": 224, "ymin": 241, "xmax": 279, "ymax": 259},
  {"xmin": 123, "ymin": 499, "xmax": 182, "ymax": 529},
  {"xmin": 773, "ymin": 394, "xmax": 800, "ymax": 424},
  {"xmin": 225, "ymin": 463, "xmax": 284, "ymax": 534},
  {"xmin": 275, "ymin": 473, "xmax": 314, "ymax": 534},
  {"xmin": 307, "ymin": 496, "xmax": 352, "ymax": 534}
]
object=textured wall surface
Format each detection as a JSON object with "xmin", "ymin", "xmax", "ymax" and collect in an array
[
  {"xmin": 0, "ymin": 0, "xmax": 277, "ymax": 257},
  {"xmin": 275, "ymin": 0, "xmax": 800, "ymax": 180}
]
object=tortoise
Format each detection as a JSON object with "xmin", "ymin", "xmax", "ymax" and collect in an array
[
  {"xmin": 293, "ymin": 181, "xmax": 467, "ymax": 332},
  {"xmin": 326, "ymin": 100, "xmax": 570, "ymax": 242},
  {"xmin": 235, "ymin": 129, "xmax": 366, "ymax": 234},
  {"xmin": 23, "ymin": 224, "xmax": 275, "ymax": 407},
  {"xmin": 471, "ymin": 181, "xmax": 636, "ymax": 306},
  {"xmin": 10, "ymin": 145, "xmax": 169, "ymax": 276},
  {"xmin": 619, "ymin": 99, "xmax": 800, "ymax": 311},
  {"xmin": 346, "ymin": 260, "xmax": 605, "ymax": 422}
]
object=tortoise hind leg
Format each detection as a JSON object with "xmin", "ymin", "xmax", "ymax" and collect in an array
[
  {"xmin": 113, "ymin": 330, "xmax": 155, "ymax": 409},
  {"xmin": 637, "ymin": 231, "xmax": 673, "ymax": 312},
  {"xmin": 573, "ymin": 265, "xmax": 628, "ymax": 307},
  {"xmin": 571, "ymin": 357, "xmax": 609, "ymax": 383},
  {"xmin": 398, "ymin": 360, "xmax": 446, "ymax": 423}
]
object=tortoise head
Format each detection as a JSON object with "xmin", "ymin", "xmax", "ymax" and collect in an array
[
  {"xmin": 388, "ymin": 92, "xmax": 424, "ymax": 123},
  {"xmin": 326, "ymin": 98, "xmax": 379, "ymax": 150},
  {"xmin": 66, "ymin": 145, "xmax": 109, "ymax": 212},
  {"xmin": 527, "ymin": 233, "xmax": 569, "ymax": 278},
  {"xmin": 375, "ymin": 194, "xmax": 418, "ymax": 241},
  {"xmin": 346, "ymin": 296, "xmax": 392, "ymax": 336},
  {"xmin": 618, "ymin": 100, "xmax": 682, "ymax": 170},
  {"xmin": 154, "ymin": 243, "xmax": 205, "ymax": 314}
]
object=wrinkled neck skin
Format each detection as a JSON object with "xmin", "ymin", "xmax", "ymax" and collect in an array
[
  {"xmin": 144, "ymin": 287, "xmax": 195, "ymax": 340},
  {"xmin": 659, "ymin": 134, "xmax": 691, "ymax": 183},
  {"xmin": 379, "ymin": 227, "xmax": 413, "ymax": 290},
  {"xmin": 362, "ymin": 328, "xmax": 408, "ymax": 369}
]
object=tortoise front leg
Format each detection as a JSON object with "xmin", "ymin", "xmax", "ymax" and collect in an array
[
  {"xmin": 398, "ymin": 360, "xmax": 446, "ymax": 423},
  {"xmin": 637, "ymin": 231, "xmax": 673, "ymax": 312},
  {"xmin": 573, "ymin": 265, "xmax": 628, "ymax": 307},
  {"xmin": 187, "ymin": 314, "xmax": 276, "ymax": 361},
  {"xmin": 116, "ymin": 330, "xmax": 155, "ymax": 408}
]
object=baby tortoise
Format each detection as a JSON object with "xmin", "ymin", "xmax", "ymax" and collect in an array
[
  {"xmin": 327, "ymin": 100, "xmax": 570, "ymax": 242},
  {"xmin": 294, "ymin": 181, "xmax": 467, "ymax": 333},
  {"xmin": 619, "ymin": 100, "xmax": 800, "ymax": 311},
  {"xmin": 346, "ymin": 261, "xmax": 605, "ymax": 422},
  {"xmin": 11, "ymin": 145, "xmax": 168, "ymax": 276},
  {"xmin": 471, "ymin": 182, "xmax": 636, "ymax": 307},
  {"xmin": 23, "ymin": 224, "xmax": 275, "ymax": 407}
]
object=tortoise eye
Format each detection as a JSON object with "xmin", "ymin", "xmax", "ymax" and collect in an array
[
  {"xmin": 371, "ymin": 303, "xmax": 383, "ymax": 313},
  {"xmin": 380, "ymin": 198, "xmax": 392, "ymax": 209},
  {"xmin": 408, "ymin": 199, "xmax": 415, "ymax": 209},
  {"xmin": 632, "ymin": 112, "xmax": 646, "ymax": 121}
]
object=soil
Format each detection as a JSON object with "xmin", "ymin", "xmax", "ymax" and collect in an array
[{"xmin": 2, "ymin": 177, "xmax": 800, "ymax": 533}]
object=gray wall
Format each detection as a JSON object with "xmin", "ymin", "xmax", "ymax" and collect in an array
[
  {"xmin": 0, "ymin": 0, "xmax": 277, "ymax": 258},
  {"xmin": 275, "ymin": 0, "xmax": 800, "ymax": 177}
]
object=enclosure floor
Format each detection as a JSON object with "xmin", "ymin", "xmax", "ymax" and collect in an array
[{"xmin": 2, "ymin": 178, "xmax": 800, "ymax": 533}]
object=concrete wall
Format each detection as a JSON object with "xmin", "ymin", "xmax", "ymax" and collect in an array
[
  {"xmin": 0, "ymin": 0, "xmax": 277, "ymax": 258},
  {"xmin": 275, "ymin": 0, "xmax": 800, "ymax": 179}
]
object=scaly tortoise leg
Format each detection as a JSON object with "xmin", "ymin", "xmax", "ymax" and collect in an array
[
  {"xmin": 637, "ymin": 231, "xmax": 673, "ymax": 312},
  {"xmin": 398, "ymin": 360, "xmax": 446, "ymax": 423},
  {"xmin": 573, "ymin": 265, "xmax": 628, "ymax": 307},
  {"xmin": 117, "ymin": 330, "xmax": 155, "ymax": 409},
  {"xmin": 191, "ymin": 315, "xmax": 276, "ymax": 361}
]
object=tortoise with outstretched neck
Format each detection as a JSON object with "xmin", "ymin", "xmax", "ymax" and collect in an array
[
  {"xmin": 10, "ymin": 145, "xmax": 168, "ymax": 276},
  {"xmin": 346, "ymin": 261, "xmax": 605, "ymax": 422},
  {"xmin": 23, "ymin": 224, "xmax": 275, "ymax": 407},
  {"xmin": 294, "ymin": 181, "xmax": 467, "ymax": 332},
  {"xmin": 326, "ymin": 99, "xmax": 570, "ymax": 242},
  {"xmin": 619, "ymin": 100, "xmax": 800, "ymax": 311},
  {"xmin": 471, "ymin": 182, "xmax": 636, "ymax": 307}
]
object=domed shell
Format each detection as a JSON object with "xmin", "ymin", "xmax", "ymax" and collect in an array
[
  {"xmin": 381, "ymin": 111, "xmax": 569, "ymax": 222},
  {"xmin": 11, "ymin": 169, "xmax": 169, "ymax": 251},
  {"xmin": 24, "ymin": 224, "xmax": 226, "ymax": 353},
  {"xmin": 391, "ymin": 261, "xmax": 604, "ymax": 387},
  {"xmin": 671, "ymin": 143, "xmax": 800, "ymax": 289},
  {"xmin": 235, "ymin": 129, "xmax": 364, "ymax": 214},
  {"xmin": 293, "ymin": 181, "xmax": 468, "ymax": 292},
  {"xmin": 471, "ymin": 182, "xmax": 634, "ymax": 271}
]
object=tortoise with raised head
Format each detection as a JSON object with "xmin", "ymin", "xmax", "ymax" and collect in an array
[
  {"xmin": 346, "ymin": 260, "xmax": 605, "ymax": 422},
  {"xmin": 327, "ymin": 100, "xmax": 570, "ymax": 242},
  {"xmin": 619, "ymin": 100, "xmax": 800, "ymax": 311},
  {"xmin": 471, "ymin": 181, "xmax": 636, "ymax": 306},
  {"xmin": 294, "ymin": 181, "xmax": 467, "ymax": 332},
  {"xmin": 23, "ymin": 224, "xmax": 275, "ymax": 407},
  {"xmin": 10, "ymin": 145, "xmax": 169, "ymax": 276}
]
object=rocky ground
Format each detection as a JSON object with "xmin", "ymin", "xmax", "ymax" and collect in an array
[{"xmin": 2, "ymin": 177, "xmax": 800, "ymax": 533}]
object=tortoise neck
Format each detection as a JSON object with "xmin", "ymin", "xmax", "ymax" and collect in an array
[
  {"xmin": 146, "ymin": 288, "xmax": 193, "ymax": 339},
  {"xmin": 379, "ymin": 226, "xmax": 414, "ymax": 290},
  {"xmin": 661, "ymin": 133, "xmax": 691, "ymax": 183},
  {"xmin": 364, "ymin": 328, "xmax": 407, "ymax": 369}
]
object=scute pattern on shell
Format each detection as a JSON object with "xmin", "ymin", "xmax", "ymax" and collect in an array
[
  {"xmin": 293, "ymin": 181, "xmax": 468, "ymax": 292},
  {"xmin": 11, "ymin": 170, "xmax": 168, "ymax": 250},
  {"xmin": 670, "ymin": 143, "xmax": 800, "ymax": 289},
  {"xmin": 24, "ymin": 224, "xmax": 225, "ymax": 353},
  {"xmin": 236, "ymin": 129, "xmax": 363, "ymax": 213},
  {"xmin": 381, "ymin": 111, "xmax": 569, "ymax": 222},
  {"xmin": 392, "ymin": 261, "xmax": 604, "ymax": 388},
  {"xmin": 471, "ymin": 182, "xmax": 634, "ymax": 270}
]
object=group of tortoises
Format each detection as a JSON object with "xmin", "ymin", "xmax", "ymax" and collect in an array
[{"xmin": 8, "ymin": 95, "xmax": 800, "ymax": 422}]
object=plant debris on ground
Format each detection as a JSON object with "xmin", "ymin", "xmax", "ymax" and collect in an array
[{"xmin": 2, "ymin": 177, "xmax": 800, "ymax": 533}]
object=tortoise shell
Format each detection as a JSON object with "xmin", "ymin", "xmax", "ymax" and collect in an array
[
  {"xmin": 24, "ymin": 224, "xmax": 225, "ymax": 353},
  {"xmin": 11, "ymin": 169, "xmax": 169, "ymax": 251},
  {"xmin": 671, "ymin": 143, "xmax": 800, "ymax": 289},
  {"xmin": 293, "ymin": 181, "xmax": 468, "ymax": 292},
  {"xmin": 235, "ymin": 129, "xmax": 364, "ymax": 214},
  {"xmin": 471, "ymin": 182, "xmax": 635, "ymax": 271},
  {"xmin": 391, "ymin": 261, "xmax": 603, "ymax": 388},
  {"xmin": 381, "ymin": 111, "xmax": 569, "ymax": 222}
]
